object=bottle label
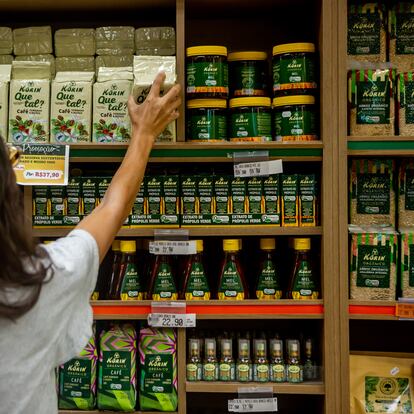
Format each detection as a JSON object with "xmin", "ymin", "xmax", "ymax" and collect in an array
[
  {"xmin": 186, "ymin": 61, "xmax": 228, "ymax": 95},
  {"xmin": 61, "ymin": 358, "xmax": 92, "ymax": 399},
  {"xmin": 186, "ymin": 363, "xmax": 202, "ymax": 381},
  {"xmin": 292, "ymin": 260, "xmax": 318, "ymax": 299},
  {"xmin": 230, "ymin": 111, "xmax": 272, "ymax": 142},
  {"xmin": 187, "ymin": 112, "xmax": 227, "ymax": 142},
  {"xmin": 203, "ymin": 363, "xmax": 218, "ymax": 381},
  {"xmin": 121, "ymin": 263, "xmax": 143, "ymax": 300},
  {"xmin": 232, "ymin": 63, "xmax": 267, "ymax": 97},
  {"xmin": 185, "ymin": 262, "xmax": 211, "ymax": 300},
  {"xmin": 287, "ymin": 365, "xmax": 303, "ymax": 383},
  {"xmin": 348, "ymin": 12, "xmax": 381, "ymax": 55},
  {"xmin": 152, "ymin": 262, "xmax": 178, "ymax": 300},
  {"xmin": 256, "ymin": 259, "xmax": 282, "ymax": 299},
  {"xmin": 218, "ymin": 261, "xmax": 245, "ymax": 300},
  {"xmin": 270, "ymin": 363, "xmax": 286, "ymax": 382},
  {"xmin": 275, "ymin": 108, "xmax": 317, "ymax": 141},
  {"xmin": 236, "ymin": 363, "xmax": 251, "ymax": 382},
  {"xmin": 273, "ymin": 57, "xmax": 316, "ymax": 92},
  {"xmin": 254, "ymin": 364, "xmax": 270, "ymax": 382},
  {"xmin": 219, "ymin": 362, "xmax": 235, "ymax": 381}
]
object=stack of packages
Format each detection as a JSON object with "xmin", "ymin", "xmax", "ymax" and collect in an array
[
  {"xmin": 0, "ymin": 28, "xmax": 12, "ymax": 138},
  {"xmin": 0, "ymin": 27, "xmax": 12, "ymax": 64}
]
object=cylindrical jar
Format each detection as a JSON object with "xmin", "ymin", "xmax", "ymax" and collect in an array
[
  {"xmin": 186, "ymin": 99, "xmax": 227, "ymax": 142},
  {"xmin": 229, "ymin": 97, "xmax": 272, "ymax": 142},
  {"xmin": 273, "ymin": 95, "xmax": 318, "ymax": 141},
  {"xmin": 186, "ymin": 45, "xmax": 228, "ymax": 99},
  {"xmin": 272, "ymin": 43, "xmax": 317, "ymax": 96},
  {"xmin": 228, "ymin": 51, "xmax": 268, "ymax": 97}
]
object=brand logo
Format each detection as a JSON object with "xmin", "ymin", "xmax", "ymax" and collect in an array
[
  {"xmin": 300, "ymin": 176, "xmax": 315, "ymax": 185},
  {"xmin": 67, "ymin": 360, "xmax": 87, "ymax": 373},
  {"xmin": 236, "ymin": 114, "xmax": 249, "ymax": 124},
  {"xmin": 204, "ymin": 63, "xmax": 218, "ymax": 73},
  {"xmin": 289, "ymin": 114, "xmax": 304, "ymax": 122},
  {"xmin": 107, "ymin": 352, "xmax": 127, "ymax": 365},
  {"xmin": 103, "ymin": 87, "xmax": 125, "ymax": 96},
  {"xmin": 352, "ymin": 21, "xmax": 375, "ymax": 31},
  {"xmin": 363, "ymin": 248, "xmax": 386, "ymax": 262},
  {"xmin": 62, "ymin": 82, "xmax": 84, "ymax": 93},
  {"xmin": 362, "ymin": 177, "xmax": 386, "ymax": 189},
  {"xmin": 197, "ymin": 116, "xmax": 211, "ymax": 126},
  {"xmin": 363, "ymin": 84, "xmax": 387, "ymax": 98},
  {"xmin": 19, "ymin": 84, "xmax": 40, "ymax": 93},
  {"xmin": 401, "ymin": 19, "xmax": 414, "ymax": 32},
  {"xmin": 283, "ymin": 177, "xmax": 296, "ymax": 185},
  {"xmin": 148, "ymin": 355, "xmax": 169, "ymax": 368},
  {"xmin": 287, "ymin": 60, "xmax": 302, "ymax": 69}
]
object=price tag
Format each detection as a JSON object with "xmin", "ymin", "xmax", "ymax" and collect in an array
[
  {"xmin": 396, "ymin": 299, "xmax": 414, "ymax": 320},
  {"xmin": 234, "ymin": 160, "xmax": 283, "ymax": 178},
  {"xmin": 147, "ymin": 313, "xmax": 196, "ymax": 328},
  {"xmin": 13, "ymin": 143, "xmax": 69, "ymax": 186},
  {"xmin": 149, "ymin": 240, "xmax": 196, "ymax": 255},
  {"xmin": 228, "ymin": 398, "xmax": 278, "ymax": 412}
]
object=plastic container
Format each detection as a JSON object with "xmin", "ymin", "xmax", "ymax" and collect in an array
[
  {"xmin": 186, "ymin": 45, "xmax": 228, "ymax": 99},
  {"xmin": 228, "ymin": 51, "xmax": 268, "ymax": 97},
  {"xmin": 273, "ymin": 95, "xmax": 318, "ymax": 141},
  {"xmin": 229, "ymin": 97, "xmax": 272, "ymax": 142},
  {"xmin": 272, "ymin": 42, "xmax": 317, "ymax": 96},
  {"xmin": 186, "ymin": 99, "xmax": 227, "ymax": 142}
]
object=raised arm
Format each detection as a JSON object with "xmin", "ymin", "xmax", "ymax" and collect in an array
[{"xmin": 76, "ymin": 72, "xmax": 181, "ymax": 261}]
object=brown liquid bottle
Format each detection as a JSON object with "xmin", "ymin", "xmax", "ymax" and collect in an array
[
  {"xmin": 217, "ymin": 239, "xmax": 248, "ymax": 300},
  {"xmin": 147, "ymin": 253, "xmax": 178, "ymax": 300},
  {"xmin": 181, "ymin": 240, "xmax": 211, "ymax": 300},
  {"xmin": 106, "ymin": 240, "xmax": 122, "ymax": 300}
]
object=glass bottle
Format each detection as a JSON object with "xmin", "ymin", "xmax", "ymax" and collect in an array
[
  {"xmin": 106, "ymin": 240, "xmax": 122, "ymax": 300},
  {"xmin": 256, "ymin": 238, "xmax": 282, "ymax": 299},
  {"xmin": 236, "ymin": 339, "xmax": 252, "ymax": 382},
  {"xmin": 203, "ymin": 338, "xmax": 219, "ymax": 381},
  {"xmin": 217, "ymin": 239, "xmax": 248, "ymax": 300},
  {"xmin": 286, "ymin": 339, "xmax": 303, "ymax": 383},
  {"xmin": 147, "ymin": 253, "xmax": 178, "ymax": 301},
  {"xmin": 219, "ymin": 339, "xmax": 235, "ymax": 381},
  {"xmin": 303, "ymin": 338, "xmax": 316, "ymax": 381},
  {"xmin": 187, "ymin": 338, "xmax": 203, "ymax": 381},
  {"xmin": 181, "ymin": 240, "xmax": 211, "ymax": 300},
  {"xmin": 287, "ymin": 238, "xmax": 319, "ymax": 300},
  {"xmin": 253, "ymin": 339, "xmax": 269, "ymax": 382},
  {"xmin": 269, "ymin": 339, "xmax": 286, "ymax": 383}
]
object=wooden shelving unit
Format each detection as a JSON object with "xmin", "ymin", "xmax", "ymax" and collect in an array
[{"xmin": 348, "ymin": 301, "xmax": 398, "ymax": 321}]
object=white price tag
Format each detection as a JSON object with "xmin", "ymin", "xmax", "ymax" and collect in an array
[
  {"xmin": 149, "ymin": 240, "xmax": 197, "ymax": 255},
  {"xmin": 147, "ymin": 313, "xmax": 196, "ymax": 328},
  {"xmin": 228, "ymin": 398, "xmax": 278, "ymax": 412},
  {"xmin": 234, "ymin": 160, "xmax": 283, "ymax": 178}
]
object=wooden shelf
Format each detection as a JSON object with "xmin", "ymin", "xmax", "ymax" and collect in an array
[
  {"xmin": 63, "ymin": 142, "xmax": 323, "ymax": 163},
  {"xmin": 185, "ymin": 381, "xmax": 325, "ymax": 395},
  {"xmin": 92, "ymin": 300, "xmax": 324, "ymax": 320},
  {"xmin": 348, "ymin": 301, "xmax": 398, "ymax": 320},
  {"xmin": 59, "ymin": 412, "xmax": 176, "ymax": 414},
  {"xmin": 347, "ymin": 136, "xmax": 414, "ymax": 155}
]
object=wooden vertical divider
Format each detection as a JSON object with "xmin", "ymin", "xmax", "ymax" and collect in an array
[
  {"xmin": 176, "ymin": 0, "xmax": 186, "ymax": 142},
  {"xmin": 177, "ymin": 328, "xmax": 187, "ymax": 414}
]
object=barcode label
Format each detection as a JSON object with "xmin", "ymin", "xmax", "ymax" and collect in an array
[
  {"xmin": 234, "ymin": 160, "xmax": 283, "ymax": 178},
  {"xmin": 228, "ymin": 398, "xmax": 278, "ymax": 412},
  {"xmin": 148, "ymin": 313, "xmax": 196, "ymax": 328},
  {"xmin": 149, "ymin": 240, "xmax": 196, "ymax": 255}
]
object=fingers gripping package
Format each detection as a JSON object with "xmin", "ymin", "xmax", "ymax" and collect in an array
[{"xmin": 132, "ymin": 56, "xmax": 177, "ymax": 142}]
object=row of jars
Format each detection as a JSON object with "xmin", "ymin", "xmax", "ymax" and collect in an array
[{"xmin": 186, "ymin": 43, "xmax": 318, "ymax": 99}]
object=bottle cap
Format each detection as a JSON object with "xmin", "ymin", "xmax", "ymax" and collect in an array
[
  {"xmin": 195, "ymin": 239, "xmax": 204, "ymax": 252},
  {"xmin": 43, "ymin": 240, "xmax": 53, "ymax": 245},
  {"xmin": 260, "ymin": 238, "xmax": 275, "ymax": 250},
  {"xmin": 223, "ymin": 239, "xmax": 242, "ymax": 251},
  {"xmin": 112, "ymin": 240, "xmax": 120, "ymax": 251},
  {"xmin": 294, "ymin": 238, "xmax": 311, "ymax": 251},
  {"xmin": 120, "ymin": 240, "xmax": 136, "ymax": 253},
  {"xmin": 222, "ymin": 340, "xmax": 231, "ymax": 351}
]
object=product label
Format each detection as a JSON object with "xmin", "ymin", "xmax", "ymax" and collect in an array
[
  {"xmin": 364, "ymin": 376, "xmax": 412, "ymax": 413},
  {"xmin": 147, "ymin": 176, "xmax": 163, "ymax": 215},
  {"xmin": 219, "ymin": 362, "xmax": 235, "ymax": 381},
  {"xmin": 186, "ymin": 363, "xmax": 202, "ymax": 381},
  {"xmin": 82, "ymin": 178, "xmax": 97, "ymax": 215},
  {"xmin": 181, "ymin": 176, "xmax": 198, "ymax": 214},
  {"xmin": 270, "ymin": 363, "xmax": 286, "ymax": 382},
  {"xmin": 405, "ymin": 171, "xmax": 414, "ymax": 210},
  {"xmin": 231, "ymin": 177, "xmax": 247, "ymax": 214},
  {"xmin": 198, "ymin": 175, "xmax": 214, "ymax": 214},
  {"xmin": 144, "ymin": 354, "xmax": 173, "ymax": 393},
  {"xmin": 256, "ymin": 259, "xmax": 282, "ymax": 299},
  {"xmin": 404, "ymin": 82, "xmax": 414, "ymax": 124},
  {"xmin": 281, "ymin": 174, "xmax": 298, "ymax": 225},
  {"xmin": 273, "ymin": 57, "xmax": 316, "ymax": 92},
  {"xmin": 254, "ymin": 364, "xmax": 270, "ymax": 382},
  {"xmin": 356, "ymin": 80, "xmax": 390, "ymax": 125},
  {"xmin": 163, "ymin": 176, "xmax": 179, "ymax": 215},
  {"xmin": 93, "ymin": 80, "xmax": 131, "ymax": 142},
  {"xmin": 396, "ymin": 13, "xmax": 414, "ymax": 54},
  {"xmin": 287, "ymin": 365, "xmax": 302, "ymax": 383},
  {"xmin": 230, "ymin": 111, "xmax": 272, "ymax": 142},
  {"xmin": 187, "ymin": 112, "xmax": 227, "ymax": 142},
  {"xmin": 61, "ymin": 359, "xmax": 92, "ymax": 398},
  {"xmin": 120, "ymin": 263, "xmax": 143, "ymax": 300},
  {"xmin": 66, "ymin": 177, "xmax": 82, "ymax": 216},
  {"xmin": 275, "ymin": 108, "xmax": 317, "ymax": 141},
  {"xmin": 357, "ymin": 245, "xmax": 391, "ymax": 288},
  {"xmin": 185, "ymin": 262, "xmax": 210, "ymax": 300},
  {"xmin": 203, "ymin": 363, "xmax": 218, "ymax": 381},
  {"xmin": 50, "ymin": 186, "xmax": 65, "ymax": 216},
  {"xmin": 263, "ymin": 175, "xmax": 280, "ymax": 214},
  {"xmin": 33, "ymin": 186, "xmax": 49, "ymax": 215},
  {"xmin": 187, "ymin": 61, "xmax": 228, "ymax": 95},
  {"xmin": 152, "ymin": 262, "xmax": 177, "ymax": 300},
  {"xmin": 232, "ymin": 63, "xmax": 267, "ymax": 96},
  {"xmin": 348, "ymin": 13, "xmax": 381, "ymax": 55},
  {"xmin": 300, "ymin": 175, "xmax": 317, "ymax": 225},
  {"xmin": 410, "ymin": 244, "xmax": 414, "ymax": 287},
  {"xmin": 218, "ymin": 261, "xmax": 244, "ymax": 300},
  {"xmin": 357, "ymin": 174, "xmax": 390, "ymax": 214},
  {"xmin": 247, "ymin": 177, "xmax": 263, "ymax": 214},
  {"xmin": 102, "ymin": 351, "xmax": 131, "ymax": 391},
  {"xmin": 215, "ymin": 176, "xmax": 231, "ymax": 214},
  {"xmin": 292, "ymin": 261, "xmax": 317, "ymax": 298},
  {"xmin": 236, "ymin": 363, "xmax": 251, "ymax": 382}
]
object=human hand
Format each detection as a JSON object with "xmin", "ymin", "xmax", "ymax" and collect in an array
[{"xmin": 128, "ymin": 72, "xmax": 181, "ymax": 142}]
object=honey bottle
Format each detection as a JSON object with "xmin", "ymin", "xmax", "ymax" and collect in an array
[
  {"xmin": 147, "ymin": 253, "xmax": 178, "ymax": 300},
  {"xmin": 106, "ymin": 240, "xmax": 122, "ymax": 300},
  {"xmin": 118, "ymin": 240, "xmax": 144, "ymax": 300}
]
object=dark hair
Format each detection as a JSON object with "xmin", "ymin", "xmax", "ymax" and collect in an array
[{"xmin": 0, "ymin": 139, "xmax": 52, "ymax": 319}]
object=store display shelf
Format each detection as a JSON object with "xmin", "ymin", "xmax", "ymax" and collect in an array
[
  {"xmin": 59, "ymin": 411, "xmax": 176, "ymax": 414},
  {"xmin": 347, "ymin": 136, "xmax": 414, "ymax": 155},
  {"xmin": 65, "ymin": 142, "xmax": 323, "ymax": 163},
  {"xmin": 92, "ymin": 300, "xmax": 324, "ymax": 320},
  {"xmin": 185, "ymin": 381, "xmax": 325, "ymax": 395},
  {"xmin": 348, "ymin": 301, "xmax": 398, "ymax": 320}
]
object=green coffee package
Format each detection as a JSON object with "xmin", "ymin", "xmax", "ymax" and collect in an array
[
  {"xmin": 13, "ymin": 26, "xmax": 53, "ymax": 55},
  {"xmin": 401, "ymin": 231, "xmax": 414, "ymax": 298}
]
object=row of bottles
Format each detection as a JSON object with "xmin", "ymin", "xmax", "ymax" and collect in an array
[
  {"xmin": 93, "ymin": 237, "xmax": 320, "ymax": 301},
  {"xmin": 186, "ymin": 332, "xmax": 318, "ymax": 383}
]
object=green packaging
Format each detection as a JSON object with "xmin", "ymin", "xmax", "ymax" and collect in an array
[
  {"xmin": 247, "ymin": 177, "xmax": 263, "ymax": 214},
  {"xmin": 181, "ymin": 175, "xmax": 198, "ymax": 215},
  {"xmin": 163, "ymin": 175, "xmax": 180, "ymax": 216},
  {"xmin": 231, "ymin": 177, "xmax": 247, "ymax": 214},
  {"xmin": 213, "ymin": 175, "xmax": 231, "ymax": 225},
  {"xmin": 82, "ymin": 177, "xmax": 98, "ymax": 216},
  {"xmin": 139, "ymin": 327, "xmax": 178, "ymax": 412},
  {"xmin": 198, "ymin": 174, "xmax": 215, "ymax": 214},
  {"xmin": 97, "ymin": 176, "xmax": 111, "ymax": 202},
  {"xmin": 263, "ymin": 175, "xmax": 281, "ymax": 217},
  {"xmin": 65, "ymin": 176, "xmax": 82, "ymax": 226},
  {"xmin": 281, "ymin": 174, "xmax": 299, "ymax": 226},
  {"xmin": 147, "ymin": 176, "xmax": 163, "ymax": 216},
  {"xmin": 50, "ymin": 186, "xmax": 66, "ymax": 216},
  {"xmin": 33, "ymin": 186, "xmax": 49, "ymax": 216},
  {"xmin": 58, "ymin": 334, "xmax": 98, "ymax": 410},
  {"xmin": 98, "ymin": 324, "xmax": 137, "ymax": 412},
  {"xmin": 32, "ymin": 186, "xmax": 65, "ymax": 227},
  {"xmin": 299, "ymin": 174, "xmax": 318, "ymax": 227}
]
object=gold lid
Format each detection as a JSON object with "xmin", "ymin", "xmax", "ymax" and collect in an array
[
  {"xmin": 187, "ymin": 99, "xmax": 227, "ymax": 109},
  {"xmin": 120, "ymin": 240, "xmax": 136, "ymax": 253},
  {"xmin": 112, "ymin": 240, "xmax": 121, "ymax": 251},
  {"xmin": 272, "ymin": 42, "xmax": 315, "ymax": 56},
  {"xmin": 228, "ymin": 51, "xmax": 267, "ymax": 61},
  {"xmin": 223, "ymin": 239, "xmax": 242, "ymax": 251},
  {"xmin": 273, "ymin": 95, "xmax": 315, "ymax": 107},
  {"xmin": 293, "ymin": 238, "xmax": 311, "ymax": 250},
  {"xmin": 229, "ymin": 97, "xmax": 271, "ymax": 108},
  {"xmin": 260, "ymin": 238, "xmax": 276, "ymax": 250},
  {"xmin": 187, "ymin": 45, "xmax": 228, "ymax": 57}
]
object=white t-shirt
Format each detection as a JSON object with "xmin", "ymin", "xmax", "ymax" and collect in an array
[{"xmin": 0, "ymin": 229, "xmax": 99, "ymax": 414}]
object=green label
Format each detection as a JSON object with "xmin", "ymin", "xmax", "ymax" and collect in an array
[
  {"xmin": 186, "ymin": 262, "xmax": 209, "ymax": 298},
  {"xmin": 263, "ymin": 176, "xmax": 279, "ymax": 214},
  {"xmin": 188, "ymin": 112, "xmax": 227, "ymax": 141},
  {"xmin": 237, "ymin": 363, "xmax": 251, "ymax": 382},
  {"xmin": 287, "ymin": 365, "xmax": 302, "ymax": 383},
  {"xmin": 164, "ymin": 176, "xmax": 179, "ymax": 215},
  {"xmin": 293, "ymin": 261, "xmax": 316, "ymax": 296},
  {"xmin": 144, "ymin": 354, "xmax": 173, "ymax": 394},
  {"xmin": 409, "ymin": 245, "xmax": 414, "ymax": 287},
  {"xmin": 218, "ymin": 261, "xmax": 244, "ymax": 298},
  {"xmin": 357, "ymin": 245, "xmax": 391, "ymax": 288},
  {"xmin": 198, "ymin": 176, "xmax": 214, "ymax": 214},
  {"xmin": 232, "ymin": 178, "xmax": 246, "ymax": 214},
  {"xmin": 254, "ymin": 364, "xmax": 270, "ymax": 382},
  {"xmin": 186, "ymin": 363, "xmax": 202, "ymax": 381},
  {"xmin": 348, "ymin": 13, "xmax": 381, "ymax": 55},
  {"xmin": 61, "ymin": 359, "xmax": 92, "ymax": 399},
  {"xmin": 405, "ymin": 171, "xmax": 414, "ymax": 210},
  {"xmin": 102, "ymin": 351, "xmax": 131, "ymax": 391},
  {"xmin": 215, "ymin": 177, "xmax": 230, "ymax": 214},
  {"xmin": 203, "ymin": 363, "xmax": 218, "ymax": 381},
  {"xmin": 356, "ymin": 81, "xmax": 390, "ymax": 125},
  {"xmin": 357, "ymin": 174, "xmax": 390, "ymax": 214},
  {"xmin": 247, "ymin": 177, "xmax": 263, "ymax": 214},
  {"xmin": 271, "ymin": 364, "xmax": 286, "ymax": 382},
  {"xmin": 230, "ymin": 111, "xmax": 271, "ymax": 141},
  {"xmin": 273, "ymin": 57, "xmax": 316, "ymax": 91},
  {"xmin": 396, "ymin": 13, "xmax": 414, "ymax": 54},
  {"xmin": 404, "ymin": 82, "xmax": 414, "ymax": 124},
  {"xmin": 153, "ymin": 262, "xmax": 177, "ymax": 299},
  {"xmin": 182, "ymin": 177, "xmax": 197, "ymax": 214},
  {"xmin": 365, "ymin": 376, "xmax": 412, "ymax": 413},
  {"xmin": 257, "ymin": 260, "xmax": 280, "ymax": 295},
  {"xmin": 219, "ymin": 362, "xmax": 235, "ymax": 381},
  {"xmin": 282, "ymin": 175, "xmax": 298, "ymax": 224},
  {"xmin": 121, "ymin": 263, "xmax": 142, "ymax": 299},
  {"xmin": 232, "ymin": 62, "xmax": 267, "ymax": 96},
  {"xmin": 187, "ymin": 62, "xmax": 228, "ymax": 93},
  {"xmin": 275, "ymin": 108, "xmax": 317, "ymax": 140}
]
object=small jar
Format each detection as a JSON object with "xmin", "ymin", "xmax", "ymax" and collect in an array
[
  {"xmin": 228, "ymin": 51, "xmax": 268, "ymax": 97},
  {"xmin": 272, "ymin": 43, "xmax": 317, "ymax": 96},
  {"xmin": 273, "ymin": 95, "xmax": 318, "ymax": 141},
  {"xmin": 187, "ymin": 99, "xmax": 228, "ymax": 142},
  {"xmin": 186, "ymin": 45, "xmax": 228, "ymax": 99},
  {"xmin": 229, "ymin": 97, "xmax": 272, "ymax": 142}
]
